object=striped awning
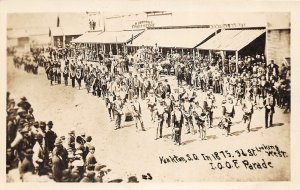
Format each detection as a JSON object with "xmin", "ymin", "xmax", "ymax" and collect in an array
[
  {"xmin": 127, "ymin": 28, "xmax": 217, "ymax": 49},
  {"xmin": 71, "ymin": 31, "xmax": 102, "ymax": 43},
  {"xmin": 197, "ymin": 29, "xmax": 265, "ymax": 51},
  {"xmin": 92, "ymin": 30, "xmax": 144, "ymax": 44}
]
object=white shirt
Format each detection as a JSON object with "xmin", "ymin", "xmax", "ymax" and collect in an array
[
  {"xmin": 183, "ymin": 102, "xmax": 191, "ymax": 112},
  {"xmin": 157, "ymin": 105, "xmax": 165, "ymax": 115},
  {"xmin": 165, "ymin": 98, "xmax": 172, "ymax": 107},
  {"xmin": 173, "ymin": 110, "xmax": 182, "ymax": 122},
  {"xmin": 148, "ymin": 96, "xmax": 156, "ymax": 105},
  {"xmin": 225, "ymin": 103, "xmax": 234, "ymax": 113},
  {"xmin": 32, "ymin": 142, "xmax": 44, "ymax": 168}
]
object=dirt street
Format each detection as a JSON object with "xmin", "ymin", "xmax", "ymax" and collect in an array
[{"xmin": 7, "ymin": 57, "xmax": 290, "ymax": 182}]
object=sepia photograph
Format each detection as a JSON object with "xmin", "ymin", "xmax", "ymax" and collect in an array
[{"xmin": 2, "ymin": 1, "xmax": 298, "ymax": 188}]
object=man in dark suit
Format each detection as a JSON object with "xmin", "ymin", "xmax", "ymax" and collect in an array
[
  {"xmin": 63, "ymin": 66, "xmax": 69, "ymax": 86},
  {"xmin": 162, "ymin": 79, "xmax": 171, "ymax": 99},
  {"xmin": 45, "ymin": 121, "xmax": 57, "ymax": 152},
  {"xmin": 133, "ymin": 75, "xmax": 140, "ymax": 97},
  {"xmin": 267, "ymin": 60, "xmax": 279, "ymax": 80},
  {"xmin": 171, "ymin": 103, "xmax": 184, "ymax": 145},
  {"xmin": 70, "ymin": 70, "xmax": 76, "ymax": 88},
  {"xmin": 76, "ymin": 67, "xmax": 83, "ymax": 89},
  {"xmin": 264, "ymin": 89, "xmax": 276, "ymax": 128}
]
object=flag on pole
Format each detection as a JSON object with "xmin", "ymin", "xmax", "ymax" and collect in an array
[{"xmin": 57, "ymin": 16, "xmax": 60, "ymax": 27}]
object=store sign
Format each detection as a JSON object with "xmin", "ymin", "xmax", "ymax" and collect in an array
[
  {"xmin": 210, "ymin": 23, "xmax": 246, "ymax": 29},
  {"xmin": 132, "ymin": 20, "xmax": 155, "ymax": 29}
]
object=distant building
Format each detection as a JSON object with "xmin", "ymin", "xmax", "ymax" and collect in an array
[
  {"xmin": 265, "ymin": 13, "xmax": 290, "ymax": 66},
  {"xmin": 50, "ymin": 26, "xmax": 85, "ymax": 48},
  {"xmin": 7, "ymin": 28, "xmax": 51, "ymax": 50}
]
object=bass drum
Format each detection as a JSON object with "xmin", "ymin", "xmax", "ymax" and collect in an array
[{"xmin": 124, "ymin": 112, "xmax": 133, "ymax": 122}]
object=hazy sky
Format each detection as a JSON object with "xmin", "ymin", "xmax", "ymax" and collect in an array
[
  {"xmin": 7, "ymin": 12, "xmax": 88, "ymax": 29},
  {"xmin": 7, "ymin": 12, "xmax": 290, "ymax": 31}
]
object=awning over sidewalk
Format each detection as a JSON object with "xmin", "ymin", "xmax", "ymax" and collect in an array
[
  {"xmin": 126, "ymin": 28, "xmax": 217, "ymax": 49},
  {"xmin": 197, "ymin": 29, "xmax": 265, "ymax": 51},
  {"xmin": 71, "ymin": 31, "xmax": 103, "ymax": 43},
  {"xmin": 50, "ymin": 27, "xmax": 85, "ymax": 37},
  {"xmin": 92, "ymin": 30, "xmax": 144, "ymax": 44}
]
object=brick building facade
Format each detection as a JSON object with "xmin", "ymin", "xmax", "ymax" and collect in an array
[{"xmin": 265, "ymin": 13, "xmax": 290, "ymax": 67}]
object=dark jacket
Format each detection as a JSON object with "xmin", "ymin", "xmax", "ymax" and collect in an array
[{"xmin": 52, "ymin": 154, "xmax": 64, "ymax": 182}]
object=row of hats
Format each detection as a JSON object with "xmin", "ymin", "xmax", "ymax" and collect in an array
[
  {"xmin": 19, "ymin": 121, "xmax": 53, "ymax": 133},
  {"xmin": 33, "ymin": 121, "xmax": 53, "ymax": 126}
]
